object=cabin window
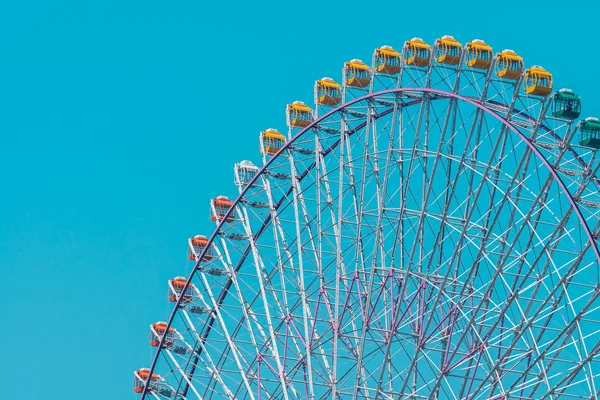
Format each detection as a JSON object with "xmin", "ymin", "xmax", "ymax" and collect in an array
[
  {"xmin": 292, "ymin": 109, "xmax": 309, "ymax": 121},
  {"xmin": 498, "ymin": 58, "xmax": 507, "ymax": 71},
  {"xmin": 265, "ymin": 136, "xmax": 284, "ymax": 149},
  {"xmin": 526, "ymin": 75, "xmax": 536, "ymax": 87},
  {"xmin": 582, "ymin": 128, "xmax": 599, "ymax": 141},
  {"xmin": 467, "ymin": 48, "xmax": 477, "ymax": 62},
  {"xmin": 239, "ymin": 168, "xmax": 256, "ymax": 184},
  {"xmin": 321, "ymin": 86, "xmax": 341, "ymax": 98},
  {"xmin": 514, "ymin": 60, "xmax": 523, "ymax": 71}
]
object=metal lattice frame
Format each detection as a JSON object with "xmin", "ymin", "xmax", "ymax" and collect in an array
[{"xmin": 138, "ymin": 45, "xmax": 600, "ymax": 400}]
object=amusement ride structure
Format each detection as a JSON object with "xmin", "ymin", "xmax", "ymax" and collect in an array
[{"xmin": 133, "ymin": 36, "xmax": 600, "ymax": 399}]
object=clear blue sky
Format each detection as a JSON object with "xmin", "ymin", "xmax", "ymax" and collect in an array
[{"xmin": 0, "ymin": 0, "xmax": 598, "ymax": 398}]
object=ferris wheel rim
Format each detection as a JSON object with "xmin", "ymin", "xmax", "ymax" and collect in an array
[{"xmin": 140, "ymin": 86, "xmax": 600, "ymax": 399}]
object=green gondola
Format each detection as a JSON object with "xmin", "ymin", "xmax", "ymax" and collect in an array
[
  {"xmin": 552, "ymin": 88, "xmax": 581, "ymax": 120},
  {"xmin": 579, "ymin": 117, "xmax": 600, "ymax": 149}
]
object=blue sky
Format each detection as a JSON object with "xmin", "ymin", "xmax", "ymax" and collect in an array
[{"xmin": 0, "ymin": 0, "xmax": 598, "ymax": 398}]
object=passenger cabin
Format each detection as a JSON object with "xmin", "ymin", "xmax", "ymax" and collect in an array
[
  {"xmin": 188, "ymin": 234, "xmax": 214, "ymax": 261},
  {"xmin": 133, "ymin": 368, "xmax": 159, "ymax": 393},
  {"xmin": 260, "ymin": 128, "xmax": 286, "ymax": 155},
  {"xmin": 234, "ymin": 160, "xmax": 259, "ymax": 187},
  {"xmin": 150, "ymin": 322, "xmax": 176, "ymax": 348},
  {"xmin": 403, "ymin": 37, "xmax": 431, "ymax": 67},
  {"xmin": 434, "ymin": 35, "xmax": 462, "ymax": 65},
  {"xmin": 374, "ymin": 45, "xmax": 401, "ymax": 74},
  {"xmin": 579, "ymin": 117, "xmax": 600, "ymax": 149},
  {"xmin": 344, "ymin": 59, "xmax": 371, "ymax": 88},
  {"xmin": 524, "ymin": 65, "xmax": 553, "ymax": 96},
  {"xmin": 168, "ymin": 277, "xmax": 194, "ymax": 303},
  {"xmin": 465, "ymin": 39, "xmax": 493, "ymax": 70},
  {"xmin": 552, "ymin": 89, "xmax": 581, "ymax": 120},
  {"xmin": 315, "ymin": 77, "xmax": 341, "ymax": 106},
  {"xmin": 211, "ymin": 195, "xmax": 235, "ymax": 223},
  {"xmin": 495, "ymin": 49, "xmax": 524, "ymax": 80},
  {"xmin": 287, "ymin": 101, "xmax": 313, "ymax": 128}
]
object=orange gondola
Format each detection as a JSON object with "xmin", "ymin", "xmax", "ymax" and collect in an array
[
  {"xmin": 188, "ymin": 234, "xmax": 214, "ymax": 261},
  {"xmin": 211, "ymin": 195, "xmax": 235, "ymax": 223}
]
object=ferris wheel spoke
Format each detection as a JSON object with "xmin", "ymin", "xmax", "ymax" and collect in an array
[
  {"xmin": 176, "ymin": 277, "xmax": 243, "ymax": 396},
  {"xmin": 358, "ymin": 104, "xmax": 458, "ymax": 395},
  {"xmin": 323, "ymin": 76, "xmax": 382, "ymax": 398},
  {"xmin": 504, "ymin": 267, "xmax": 600, "ymax": 396},
  {"xmin": 289, "ymin": 168, "xmax": 318, "ymax": 399},
  {"xmin": 518, "ymin": 264, "xmax": 600, "ymax": 396},
  {"xmin": 424, "ymin": 78, "xmax": 464, "ymax": 398},
  {"xmin": 311, "ymin": 132, "xmax": 362, "ymax": 391},
  {"xmin": 395, "ymin": 88, "xmax": 511, "ymax": 396},
  {"xmin": 463, "ymin": 206, "xmax": 596, "ymax": 398},
  {"xmin": 456, "ymin": 152, "xmax": 548, "ymax": 397},
  {"xmin": 179, "ymin": 309, "xmax": 239, "ymax": 399},
  {"xmin": 359, "ymin": 92, "xmax": 436, "ymax": 399},
  {"xmin": 327, "ymin": 79, "xmax": 367, "ymax": 397},
  {"xmin": 464, "ymin": 135, "xmax": 600, "ymax": 397},
  {"xmin": 349, "ymin": 101, "xmax": 408, "ymax": 398},
  {"xmin": 369, "ymin": 94, "xmax": 470, "ymax": 398},
  {"xmin": 170, "ymin": 316, "xmax": 217, "ymax": 396},
  {"xmin": 539, "ymin": 339, "xmax": 600, "ymax": 398},
  {"xmin": 200, "ymin": 266, "xmax": 271, "ymax": 396},
  {"xmin": 252, "ymin": 165, "xmax": 311, "ymax": 398},
  {"xmin": 422, "ymin": 129, "xmax": 543, "ymax": 396},
  {"xmin": 189, "ymin": 237, "xmax": 283, "ymax": 398},
  {"xmin": 286, "ymin": 127, "xmax": 364, "ymax": 398},
  {"xmin": 465, "ymin": 223, "xmax": 579, "ymax": 397},
  {"xmin": 502, "ymin": 125, "xmax": 600, "ymax": 332},
  {"xmin": 163, "ymin": 349, "xmax": 207, "ymax": 400},
  {"xmin": 194, "ymin": 273, "xmax": 257, "ymax": 398},
  {"xmin": 278, "ymin": 184, "xmax": 358, "ymax": 394},
  {"xmin": 458, "ymin": 69, "xmax": 489, "ymax": 101},
  {"xmin": 306, "ymin": 144, "xmax": 350, "ymax": 385},
  {"xmin": 525, "ymin": 216, "xmax": 593, "ymax": 393}
]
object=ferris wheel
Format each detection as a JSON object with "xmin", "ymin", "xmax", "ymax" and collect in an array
[{"xmin": 133, "ymin": 36, "xmax": 600, "ymax": 399}]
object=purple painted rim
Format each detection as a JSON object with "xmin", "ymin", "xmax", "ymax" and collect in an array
[{"xmin": 140, "ymin": 87, "xmax": 600, "ymax": 398}]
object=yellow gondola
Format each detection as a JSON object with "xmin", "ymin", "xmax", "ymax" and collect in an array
[
  {"xmin": 345, "ymin": 59, "xmax": 371, "ymax": 88},
  {"xmin": 524, "ymin": 65, "xmax": 553, "ymax": 97},
  {"xmin": 403, "ymin": 37, "xmax": 431, "ymax": 67},
  {"xmin": 260, "ymin": 128, "xmax": 286, "ymax": 155},
  {"xmin": 495, "ymin": 49, "xmax": 524, "ymax": 80},
  {"xmin": 434, "ymin": 35, "xmax": 462, "ymax": 65},
  {"xmin": 465, "ymin": 39, "xmax": 493, "ymax": 70},
  {"xmin": 315, "ymin": 77, "xmax": 342, "ymax": 106},
  {"xmin": 374, "ymin": 45, "xmax": 401, "ymax": 74},
  {"xmin": 286, "ymin": 101, "xmax": 313, "ymax": 128}
]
